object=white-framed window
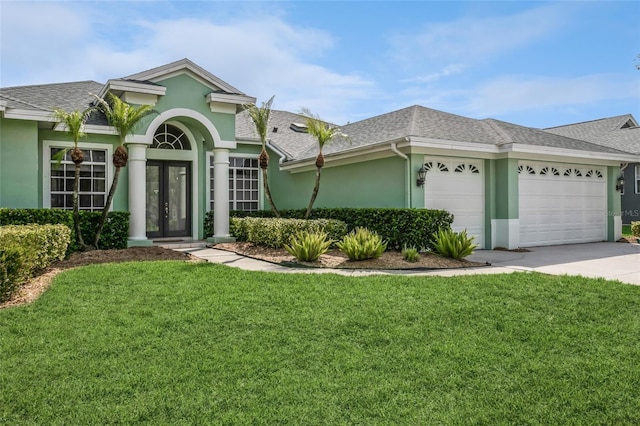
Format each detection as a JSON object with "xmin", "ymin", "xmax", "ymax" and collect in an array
[
  {"xmin": 208, "ymin": 154, "xmax": 261, "ymax": 212},
  {"xmin": 43, "ymin": 141, "xmax": 113, "ymax": 211},
  {"xmin": 635, "ymin": 165, "xmax": 640, "ymax": 194}
]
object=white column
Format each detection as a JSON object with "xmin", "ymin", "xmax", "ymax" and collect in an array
[
  {"xmin": 211, "ymin": 148, "xmax": 234, "ymax": 242},
  {"xmin": 126, "ymin": 142, "xmax": 151, "ymax": 246}
]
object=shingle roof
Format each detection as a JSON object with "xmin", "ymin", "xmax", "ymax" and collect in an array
[
  {"xmin": 0, "ymin": 80, "xmax": 107, "ymax": 124},
  {"xmin": 236, "ymin": 109, "xmax": 321, "ymax": 160},
  {"xmin": 0, "ymin": 81, "xmax": 103, "ymax": 112},
  {"xmin": 244, "ymin": 105, "xmax": 631, "ymax": 162},
  {"xmin": 485, "ymin": 119, "xmax": 628, "ymax": 154},
  {"xmin": 544, "ymin": 114, "xmax": 640, "ymax": 154}
]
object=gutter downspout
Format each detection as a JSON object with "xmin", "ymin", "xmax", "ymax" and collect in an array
[
  {"xmin": 390, "ymin": 141, "xmax": 411, "ymax": 208},
  {"xmin": 266, "ymin": 140, "xmax": 288, "ymax": 165}
]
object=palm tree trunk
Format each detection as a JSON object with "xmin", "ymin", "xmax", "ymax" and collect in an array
[
  {"xmin": 72, "ymin": 164, "xmax": 87, "ymax": 249},
  {"xmin": 93, "ymin": 165, "xmax": 121, "ymax": 248},
  {"xmin": 262, "ymin": 168, "xmax": 280, "ymax": 218},
  {"xmin": 305, "ymin": 166, "xmax": 322, "ymax": 219}
]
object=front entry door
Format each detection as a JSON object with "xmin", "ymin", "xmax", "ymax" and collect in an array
[{"xmin": 146, "ymin": 161, "xmax": 191, "ymax": 238}]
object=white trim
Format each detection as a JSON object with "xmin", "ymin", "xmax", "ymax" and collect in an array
[
  {"xmin": 491, "ymin": 219, "xmax": 520, "ymax": 250},
  {"xmin": 97, "ymin": 79, "xmax": 166, "ymax": 99},
  {"xmin": 504, "ymin": 143, "xmax": 637, "ymax": 163},
  {"xmin": 42, "ymin": 140, "xmax": 114, "ymax": 209},
  {"xmin": 276, "ymin": 135, "xmax": 639, "ymax": 172},
  {"xmin": 121, "ymin": 92, "xmax": 159, "ymax": 107},
  {"xmin": 635, "ymin": 164, "xmax": 640, "ymax": 194},
  {"xmin": 3, "ymin": 109, "xmax": 54, "ymax": 121},
  {"xmin": 614, "ymin": 215, "xmax": 622, "ymax": 241}
]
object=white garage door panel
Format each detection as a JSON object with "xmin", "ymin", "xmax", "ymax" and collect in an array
[
  {"xmin": 519, "ymin": 162, "xmax": 606, "ymax": 247},
  {"xmin": 424, "ymin": 158, "xmax": 484, "ymax": 247}
]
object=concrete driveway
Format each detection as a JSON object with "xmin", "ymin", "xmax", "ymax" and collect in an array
[{"xmin": 466, "ymin": 242, "xmax": 640, "ymax": 285}]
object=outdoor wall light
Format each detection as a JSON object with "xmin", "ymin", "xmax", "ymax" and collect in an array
[
  {"xmin": 417, "ymin": 165, "xmax": 428, "ymax": 187},
  {"xmin": 616, "ymin": 175, "xmax": 625, "ymax": 192}
]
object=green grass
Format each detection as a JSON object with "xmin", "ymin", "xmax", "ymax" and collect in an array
[
  {"xmin": 622, "ymin": 224, "xmax": 632, "ymax": 237},
  {"xmin": 1, "ymin": 262, "xmax": 639, "ymax": 424}
]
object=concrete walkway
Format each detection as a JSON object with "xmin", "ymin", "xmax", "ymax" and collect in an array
[{"xmin": 170, "ymin": 242, "xmax": 640, "ymax": 285}]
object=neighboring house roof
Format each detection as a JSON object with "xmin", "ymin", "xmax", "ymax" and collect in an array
[
  {"xmin": 544, "ymin": 114, "xmax": 640, "ymax": 155},
  {"xmin": 240, "ymin": 105, "xmax": 631, "ymax": 163}
]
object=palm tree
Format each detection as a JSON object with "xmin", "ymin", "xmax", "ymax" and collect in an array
[
  {"xmin": 244, "ymin": 95, "xmax": 280, "ymax": 217},
  {"xmin": 300, "ymin": 108, "xmax": 347, "ymax": 219},
  {"xmin": 92, "ymin": 93, "xmax": 156, "ymax": 248},
  {"xmin": 52, "ymin": 107, "xmax": 95, "ymax": 250}
]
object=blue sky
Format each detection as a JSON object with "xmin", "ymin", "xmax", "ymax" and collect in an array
[{"xmin": 1, "ymin": 1, "xmax": 638, "ymax": 128}]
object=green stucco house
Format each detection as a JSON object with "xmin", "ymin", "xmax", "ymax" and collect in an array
[{"xmin": 1, "ymin": 59, "xmax": 637, "ymax": 249}]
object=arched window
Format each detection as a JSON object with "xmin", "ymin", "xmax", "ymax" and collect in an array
[{"xmin": 152, "ymin": 124, "xmax": 191, "ymax": 150}]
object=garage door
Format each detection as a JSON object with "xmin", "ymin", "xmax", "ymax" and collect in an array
[
  {"xmin": 423, "ymin": 157, "xmax": 484, "ymax": 247},
  {"xmin": 519, "ymin": 162, "xmax": 606, "ymax": 247}
]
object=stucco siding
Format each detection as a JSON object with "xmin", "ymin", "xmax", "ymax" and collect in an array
[
  {"xmin": 268, "ymin": 155, "xmax": 406, "ymax": 210},
  {"xmin": 0, "ymin": 118, "xmax": 40, "ymax": 207},
  {"xmin": 149, "ymin": 74, "xmax": 236, "ymax": 142}
]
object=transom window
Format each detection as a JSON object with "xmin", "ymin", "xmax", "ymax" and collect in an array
[
  {"xmin": 152, "ymin": 124, "xmax": 191, "ymax": 150},
  {"xmin": 209, "ymin": 156, "xmax": 260, "ymax": 211},
  {"xmin": 50, "ymin": 147, "xmax": 107, "ymax": 211}
]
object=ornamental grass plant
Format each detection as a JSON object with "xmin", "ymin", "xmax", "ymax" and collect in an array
[
  {"xmin": 432, "ymin": 228, "xmax": 477, "ymax": 260},
  {"xmin": 284, "ymin": 230, "xmax": 333, "ymax": 262},
  {"xmin": 336, "ymin": 227, "xmax": 387, "ymax": 260}
]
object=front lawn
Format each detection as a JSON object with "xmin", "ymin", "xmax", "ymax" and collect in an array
[{"xmin": 1, "ymin": 262, "xmax": 639, "ymax": 424}]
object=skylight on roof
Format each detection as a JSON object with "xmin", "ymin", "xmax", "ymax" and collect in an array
[{"xmin": 290, "ymin": 122, "xmax": 308, "ymax": 133}]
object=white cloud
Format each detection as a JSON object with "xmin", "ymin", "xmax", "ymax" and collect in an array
[
  {"xmin": 389, "ymin": 3, "xmax": 570, "ymax": 69},
  {"xmin": 400, "ymin": 64, "xmax": 465, "ymax": 84},
  {"xmin": 0, "ymin": 3, "xmax": 375, "ymax": 123},
  {"xmin": 463, "ymin": 74, "xmax": 636, "ymax": 117}
]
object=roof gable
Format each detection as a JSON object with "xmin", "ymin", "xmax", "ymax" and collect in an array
[{"xmin": 124, "ymin": 58, "xmax": 246, "ymax": 95}]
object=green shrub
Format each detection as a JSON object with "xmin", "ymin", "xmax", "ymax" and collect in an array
[
  {"xmin": 209, "ymin": 208, "xmax": 453, "ymax": 251},
  {"xmin": 230, "ymin": 217, "xmax": 347, "ymax": 249},
  {"xmin": 284, "ymin": 231, "xmax": 333, "ymax": 262},
  {"xmin": 402, "ymin": 245, "xmax": 420, "ymax": 262},
  {"xmin": 431, "ymin": 228, "xmax": 477, "ymax": 260},
  {"xmin": 0, "ymin": 245, "xmax": 25, "ymax": 303},
  {"xmin": 337, "ymin": 227, "xmax": 388, "ymax": 261},
  {"xmin": 0, "ymin": 208, "xmax": 129, "ymax": 252},
  {"xmin": 0, "ymin": 224, "xmax": 71, "ymax": 302},
  {"xmin": 0, "ymin": 224, "xmax": 71, "ymax": 271},
  {"xmin": 631, "ymin": 221, "xmax": 640, "ymax": 237}
]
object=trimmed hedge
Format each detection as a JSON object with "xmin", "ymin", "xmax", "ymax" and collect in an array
[
  {"xmin": 0, "ymin": 208, "xmax": 129, "ymax": 253},
  {"xmin": 231, "ymin": 217, "xmax": 348, "ymax": 249},
  {"xmin": 0, "ymin": 224, "xmax": 71, "ymax": 302},
  {"xmin": 208, "ymin": 208, "xmax": 453, "ymax": 251}
]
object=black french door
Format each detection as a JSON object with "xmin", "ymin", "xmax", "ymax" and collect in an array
[{"xmin": 146, "ymin": 161, "xmax": 191, "ymax": 238}]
